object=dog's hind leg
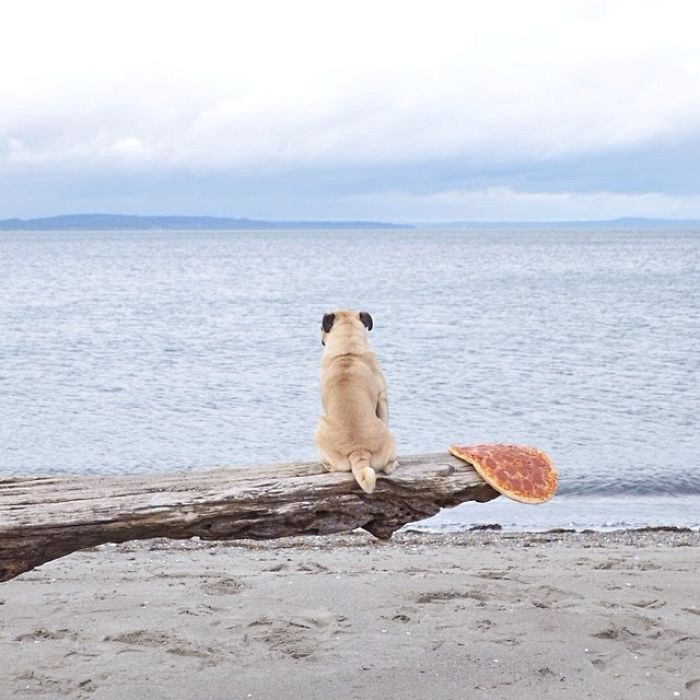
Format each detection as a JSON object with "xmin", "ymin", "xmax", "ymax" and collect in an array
[
  {"xmin": 315, "ymin": 429, "xmax": 351, "ymax": 473},
  {"xmin": 318, "ymin": 449, "xmax": 350, "ymax": 473},
  {"xmin": 382, "ymin": 458, "xmax": 398, "ymax": 474},
  {"xmin": 375, "ymin": 429, "xmax": 398, "ymax": 474}
]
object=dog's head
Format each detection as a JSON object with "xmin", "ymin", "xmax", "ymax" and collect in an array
[{"xmin": 320, "ymin": 310, "xmax": 373, "ymax": 346}]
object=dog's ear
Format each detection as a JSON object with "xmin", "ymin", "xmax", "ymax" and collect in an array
[
  {"xmin": 359, "ymin": 311, "xmax": 373, "ymax": 331},
  {"xmin": 322, "ymin": 313, "xmax": 336, "ymax": 333}
]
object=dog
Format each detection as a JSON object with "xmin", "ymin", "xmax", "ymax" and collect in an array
[{"xmin": 314, "ymin": 310, "xmax": 397, "ymax": 493}]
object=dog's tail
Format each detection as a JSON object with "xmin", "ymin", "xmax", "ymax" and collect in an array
[{"xmin": 348, "ymin": 449, "xmax": 376, "ymax": 494}]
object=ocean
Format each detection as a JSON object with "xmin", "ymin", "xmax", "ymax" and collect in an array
[{"xmin": 1, "ymin": 228, "xmax": 698, "ymax": 531}]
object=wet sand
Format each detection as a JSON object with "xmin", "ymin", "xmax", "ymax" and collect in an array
[{"xmin": 2, "ymin": 529, "xmax": 699, "ymax": 699}]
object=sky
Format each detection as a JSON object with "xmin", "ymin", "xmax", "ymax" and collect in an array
[{"xmin": 2, "ymin": 0, "xmax": 700, "ymax": 222}]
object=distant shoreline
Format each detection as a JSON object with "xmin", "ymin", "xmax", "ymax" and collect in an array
[
  {"xmin": 0, "ymin": 214, "xmax": 410, "ymax": 231},
  {"xmin": 2, "ymin": 213, "xmax": 700, "ymax": 231}
]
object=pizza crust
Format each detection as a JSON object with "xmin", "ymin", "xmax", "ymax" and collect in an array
[{"xmin": 449, "ymin": 443, "xmax": 557, "ymax": 504}]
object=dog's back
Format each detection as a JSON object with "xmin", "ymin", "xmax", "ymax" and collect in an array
[{"xmin": 315, "ymin": 311, "xmax": 397, "ymax": 493}]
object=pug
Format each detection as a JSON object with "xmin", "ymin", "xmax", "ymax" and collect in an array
[{"xmin": 314, "ymin": 310, "xmax": 397, "ymax": 493}]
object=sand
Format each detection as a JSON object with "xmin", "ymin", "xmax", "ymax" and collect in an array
[{"xmin": 1, "ymin": 529, "xmax": 699, "ymax": 699}]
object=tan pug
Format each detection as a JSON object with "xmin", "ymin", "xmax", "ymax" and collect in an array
[{"xmin": 314, "ymin": 310, "xmax": 398, "ymax": 493}]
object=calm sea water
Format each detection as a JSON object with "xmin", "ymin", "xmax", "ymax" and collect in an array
[{"xmin": 1, "ymin": 228, "xmax": 698, "ymax": 530}]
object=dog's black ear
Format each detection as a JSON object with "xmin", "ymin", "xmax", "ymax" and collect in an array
[
  {"xmin": 359, "ymin": 311, "xmax": 373, "ymax": 331},
  {"xmin": 322, "ymin": 313, "xmax": 336, "ymax": 333}
]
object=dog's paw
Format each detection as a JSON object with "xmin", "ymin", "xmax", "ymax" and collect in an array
[
  {"xmin": 322, "ymin": 462, "xmax": 349, "ymax": 473},
  {"xmin": 382, "ymin": 459, "xmax": 398, "ymax": 475}
]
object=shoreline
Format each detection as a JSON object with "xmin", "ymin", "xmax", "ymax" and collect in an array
[
  {"xmin": 408, "ymin": 523, "xmax": 700, "ymax": 535},
  {"xmin": 414, "ymin": 493, "xmax": 700, "ymax": 534},
  {"xmin": 3, "ymin": 530, "xmax": 699, "ymax": 699}
]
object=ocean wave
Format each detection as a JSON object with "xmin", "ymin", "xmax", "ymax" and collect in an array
[{"xmin": 556, "ymin": 473, "xmax": 700, "ymax": 497}]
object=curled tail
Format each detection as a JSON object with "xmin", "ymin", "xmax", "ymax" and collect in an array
[{"xmin": 348, "ymin": 449, "xmax": 376, "ymax": 494}]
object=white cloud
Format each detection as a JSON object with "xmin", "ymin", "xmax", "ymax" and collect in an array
[
  {"xmin": 2, "ymin": 0, "xmax": 700, "ymax": 173},
  {"xmin": 111, "ymin": 137, "xmax": 143, "ymax": 154},
  {"xmin": 3, "ymin": 1, "xmax": 700, "ymax": 219}
]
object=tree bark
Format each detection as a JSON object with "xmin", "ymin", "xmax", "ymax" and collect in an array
[{"xmin": 0, "ymin": 453, "xmax": 498, "ymax": 582}]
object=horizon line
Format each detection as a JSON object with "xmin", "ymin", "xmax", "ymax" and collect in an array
[{"xmin": 2, "ymin": 212, "xmax": 700, "ymax": 230}]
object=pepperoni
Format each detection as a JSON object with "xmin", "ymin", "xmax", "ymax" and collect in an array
[{"xmin": 450, "ymin": 443, "xmax": 556, "ymax": 503}]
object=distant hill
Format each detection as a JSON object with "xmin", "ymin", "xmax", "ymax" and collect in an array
[
  {"xmin": 2, "ymin": 214, "xmax": 699, "ymax": 232},
  {"xmin": 0, "ymin": 213, "xmax": 411, "ymax": 231},
  {"xmin": 415, "ymin": 217, "xmax": 700, "ymax": 230}
]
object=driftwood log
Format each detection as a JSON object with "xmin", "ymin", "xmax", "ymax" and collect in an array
[{"xmin": 0, "ymin": 453, "xmax": 499, "ymax": 582}]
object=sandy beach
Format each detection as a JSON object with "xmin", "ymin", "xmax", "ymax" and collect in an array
[{"xmin": 2, "ymin": 529, "xmax": 699, "ymax": 699}]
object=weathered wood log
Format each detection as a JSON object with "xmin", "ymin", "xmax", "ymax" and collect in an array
[{"xmin": 0, "ymin": 453, "xmax": 499, "ymax": 582}]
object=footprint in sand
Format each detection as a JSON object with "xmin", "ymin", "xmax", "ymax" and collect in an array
[
  {"xmin": 296, "ymin": 561, "xmax": 330, "ymax": 572},
  {"xmin": 15, "ymin": 628, "xmax": 78, "ymax": 642},
  {"xmin": 416, "ymin": 590, "xmax": 487, "ymax": 606},
  {"xmin": 167, "ymin": 645, "xmax": 216, "ymax": 661},
  {"xmin": 178, "ymin": 603, "xmax": 226, "ymax": 617},
  {"xmin": 592, "ymin": 626, "xmax": 635, "ymax": 641},
  {"xmin": 15, "ymin": 670, "xmax": 102, "ymax": 697},
  {"xmin": 530, "ymin": 585, "xmax": 583, "ymax": 609},
  {"xmin": 104, "ymin": 629, "xmax": 215, "ymax": 662},
  {"xmin": 264, "ymin": 561, "xmax": 329, "ymax": 573},
  {"xmin": 248, "ymin": 611, "xmax": 350, "ymax": 659},
  {"xmin": 104, "ymin": 629, "xmax": 177, "ymax": 646},
  {"xmin": 15, "ymin": 671, "xmax": 71, "ymax": 696},
  {"xmin": 590, "ymin": 615, "xmax": 662, "ymax": 651},
  {"xmin": 381, "ymin": 606, "xmax": 416, "ymax": 624},
  {"xmin": 200, "ymin": 576, "xmax": 246, "ymax": 595},
  {"xmin": 588, "ymin": 652, "xmax": 619, "ymax": 670},
  {"xmin": 631, "ymin": 599, "xmax": 666, "ymax": 609}
]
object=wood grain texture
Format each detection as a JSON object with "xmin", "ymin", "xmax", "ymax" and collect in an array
[{"xmin": 0, "ymin": 453, "xmax": 499, "ymax": 581}]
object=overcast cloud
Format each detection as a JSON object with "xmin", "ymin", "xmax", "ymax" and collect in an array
[{"xmin": 2, "ymin": 0, "xmax": 700, "ymax": 220}]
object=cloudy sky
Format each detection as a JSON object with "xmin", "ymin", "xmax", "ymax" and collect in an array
[{"xmin": 2, "ymin": 0, "xmax": 700, "ymax": 221}]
